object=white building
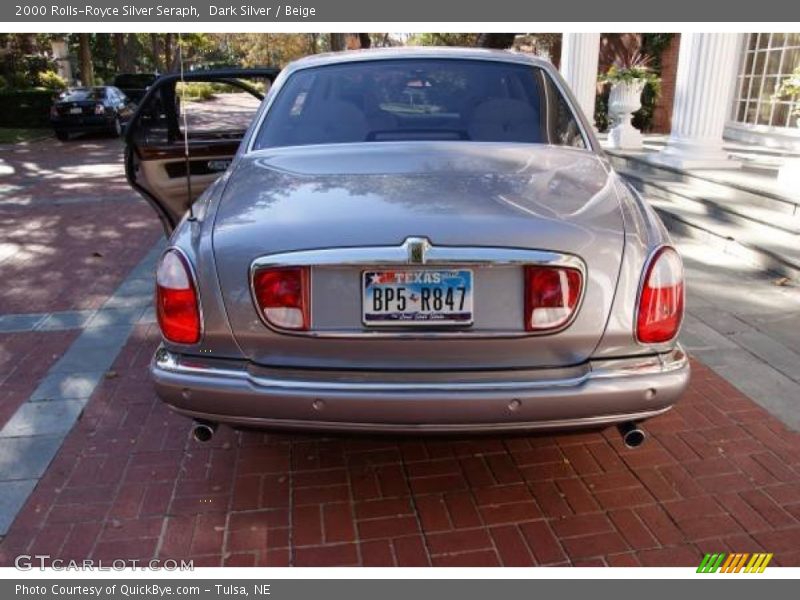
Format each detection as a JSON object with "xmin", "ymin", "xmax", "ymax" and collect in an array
[{"xmin": 560, "ymin": 33, "xmax": 800, "ymax": 170}]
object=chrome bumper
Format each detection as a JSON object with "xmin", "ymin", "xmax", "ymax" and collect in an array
[{"xmin": 151, "ymin": 346, "xmax": 690, "ymax": 433}]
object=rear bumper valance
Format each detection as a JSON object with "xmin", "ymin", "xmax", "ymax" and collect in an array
[{"xmin": 151, "ymin": 345, "xmax": 690, "ymax": 433}]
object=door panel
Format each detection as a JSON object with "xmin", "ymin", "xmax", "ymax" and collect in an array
[{"xmin": 124, "ymin": 69, "xmax": 280, "ymax": 233}]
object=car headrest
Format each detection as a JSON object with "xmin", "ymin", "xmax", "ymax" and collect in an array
[
  {"xmin": 467, "ymin": 98, "xmax": 540, "ymax": 143},
  {"xmin": 299, "ymin": 100, "xmax": 369, "ymax": 144}
]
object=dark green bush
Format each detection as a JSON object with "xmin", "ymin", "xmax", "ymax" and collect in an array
[{"xmin": 0, "ymin": 89, "xmax": 55, "ymax": 128}]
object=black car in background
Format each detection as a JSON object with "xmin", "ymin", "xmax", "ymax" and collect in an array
[
  {"xmin": 112, "ymin": 73, "xmax": 158, "ymax": 104},
  {"xmin": 50, "ymin": 86, "xmax": 136, "ymax": 141}
]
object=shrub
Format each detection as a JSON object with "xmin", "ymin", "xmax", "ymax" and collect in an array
[
  {"xmin": 176, "ymin": 82, "xmax": 216, "ymax": 101},
  {"xmin": 36, "ymin": 70, "xmax": 67, "ymax": 91},
  {"xmin": 0, "ymin": 89, "xmax": 55, "ymax": 128},
  {"xmin": 6, "ymin": 72, "xmax": 32, "ymax": 90},
  {"xmin": 774, "ymin": 67, "xmax": 800, "ymax": 118}
]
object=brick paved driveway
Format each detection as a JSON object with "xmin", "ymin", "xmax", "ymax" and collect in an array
[
  {"xmin": 1, "ymin": 324, "xmax": 799, "ymax": 567},
  {"xmin": 1, "ymin": 133, "xmax": 799, "ymax": 568},
  {"xmin": 0, "ymin": 136, "xmax": 161, "ymax": 314}
]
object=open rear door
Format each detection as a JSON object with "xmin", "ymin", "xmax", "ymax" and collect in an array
[{"xmin": 124, "ymin": 68, "xmax": 280, "ymax": 234}]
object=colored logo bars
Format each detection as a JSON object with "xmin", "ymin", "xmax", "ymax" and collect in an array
[{"xmin": 697, "ymin": 553, "xmax": 773, "ymax": 573}]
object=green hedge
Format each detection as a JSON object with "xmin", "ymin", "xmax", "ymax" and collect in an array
[{"xmin": 0, "ymin": 90, "xmax": 56, "ymax": 128}]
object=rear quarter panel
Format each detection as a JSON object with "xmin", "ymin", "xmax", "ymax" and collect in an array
[{"xmin": 591, "ymin": 176, "xmax": 676, "ymax": 358}]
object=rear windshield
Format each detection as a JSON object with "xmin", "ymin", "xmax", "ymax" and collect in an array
[
  {"xmin": 252, "ymin": 59, "xmax": 586, "ymax": 150},
  {"xmin": 59, "ymin": 88, "xmax": 106, "ymax": 102},
  {"xmin": 113, "ymin": 74, "xmax": 156, "ymax": 88}
]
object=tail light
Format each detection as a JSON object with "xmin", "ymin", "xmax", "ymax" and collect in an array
[
  {"xmin": 156, "ymin": 250, "xmax": 201, "ymax": 344},
  {"xmin": 50, "ymin": 105, "xmax": 58, "ymax": 118},
  {"xmin": 94, "ymin": 103, "xmax": 106, "ymax": 115},
  {"xmin": 252, "ymin": 267, "xmax": 310, "ymax": 331},
  {"xmin": 636, "ymin": 247, "xmax": 684, "ymax": 344},
  {"xmin": 524, "ymin": 266, "xmax": 582, "ymax": 331}
]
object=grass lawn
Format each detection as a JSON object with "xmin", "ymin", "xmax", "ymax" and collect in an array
[{"xmin": 0, "ymin": 128, "xmax": 50, "ymax": 144}]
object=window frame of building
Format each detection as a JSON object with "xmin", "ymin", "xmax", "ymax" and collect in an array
[{"xmin": 725, "ymin": 33, "xmax": 800, "ymax": 150}]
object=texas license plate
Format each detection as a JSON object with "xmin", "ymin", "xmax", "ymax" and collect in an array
[{"xmin": 362, "ymin": 269, "xmax": 473, "ymax": 326}]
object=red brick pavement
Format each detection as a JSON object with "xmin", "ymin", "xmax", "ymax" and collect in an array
[
  {"xmin": 0, "ymin": 330, "xmax": 79, "ymax": 428},
  {"xmin": 0, "ymin": 201, "xmax": 160, "ymax": 313},
  {"xmin": 1, "ymin": 137, "xmax": 134, "ymax": 206},
  {"xmin": 1, "ymin": 324, "xmax": 799, "ymax": 567},
  {"xmin": 0, "ymin": 137, "xmax": 161, "ymax": 313}
]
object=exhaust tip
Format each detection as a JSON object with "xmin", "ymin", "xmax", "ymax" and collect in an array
[
  {"xmin": 192, "ymin": 421, "xmax": 217, "ymax": 443},
  {"xmin": 618, "ymin": 422, "xmax": 646, "ymax": 449}
]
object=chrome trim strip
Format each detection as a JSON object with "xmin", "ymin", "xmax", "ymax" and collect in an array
[
  {"xmin": 169, "ymin": 406, "xmax": 674, "ymax": 434},
  {"xmin": 154, "ymin": 345, "xmax": 689, "ymax": 394},
  {"xmin": 248, "ymin": 240, "xmax": 587, "ymax": 338},
  {"xmin": 251, "ymin": 241, "xmax": 585, "ymax": 270}
]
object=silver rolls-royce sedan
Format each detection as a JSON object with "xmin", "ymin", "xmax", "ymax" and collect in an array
[{"xmin": 124, "ymin": 47, "xmax": 689, "ymax": 445}]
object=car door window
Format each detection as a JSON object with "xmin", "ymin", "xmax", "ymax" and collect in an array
[{"xmin": 125, "ymin": 70, "xmax": 279, "ymax": 233}]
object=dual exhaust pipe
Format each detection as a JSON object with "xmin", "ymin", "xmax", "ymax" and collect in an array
[
  {"xmin": 192, "ymin": 420, "xmax": 217, "ymax": 443},
  {"xmin": 191, "ymin": 419, "xmax": 647, "ymax": 448},
  {"xmin": 618, "ymin": 421, "xmax": 647, "ymax": 449}
]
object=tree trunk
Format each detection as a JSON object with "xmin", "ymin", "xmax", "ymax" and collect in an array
[
  {"xmin": 150, "ymin": 33, "xmax": 163, "ymax": 72},
  {"xmin": 329, "ymin": 33, "xmax": 347, "ymax": 52},
  {"xmin": 550, "ymin": 35, "xmax": 562, "ymax": 70},
  {"xmin": 308, "ymin": 33, "xmax": 319, "ymax": 54},
  {"xmin": 477, "ymin": 33, "xmax": 517, "ymax": 49},
  {"xmin": 358, "ymin": 33, "xmax": 371, "ymax": 49},
  {"xmin": 113, "ymin": 33, "xmax": 124, "ymax": 71},
  {"xmin": 127, "ymin": 34, "xmax": 142, "ymax": 71},
  {"xmin": 78, "ymin": 33, "xmax": 94, "ymax": 86},
  {"xmin": 164, "ymin": 33, "xmax": 175, "ymax": 72}
]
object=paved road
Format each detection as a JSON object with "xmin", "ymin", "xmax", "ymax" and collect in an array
[{"xmin": 0, "ymin": 133, "xmax": 798, "ymax": 566}]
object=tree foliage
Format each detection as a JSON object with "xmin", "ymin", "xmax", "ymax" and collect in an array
[
  {"xmin": 214, "ymin": 34, "xmax": 317, "ymax": 67},
  {"xmin": 409, "ymin": 33, "xmax": 481, "ymax": 47},
  {"xmin": 1, "ymin": 31, "xmax": 544, "ymax": 90}
]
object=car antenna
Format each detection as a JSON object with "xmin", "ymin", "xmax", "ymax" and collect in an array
[{"xmin": 178, "ymin": 32, "xmax": 195, "ymax": 222}]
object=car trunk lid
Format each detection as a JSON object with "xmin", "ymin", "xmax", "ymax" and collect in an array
[
  {"xmin": 55, "ymin": 100, "xmax": 99, "ymax": 117},
  {"xmin": 213, "ymin": 142, "xmax": 625, "ymax": 370}
]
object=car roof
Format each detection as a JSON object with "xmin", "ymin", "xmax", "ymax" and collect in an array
[
  {"xmin": 114, "ymin": 73, "xmax": 157, "ymax": 80},
  {"xmin": 64, "ymin": 86, "xmax": 109, "ymax": 92},
  {"xmin": 284, "ymin": 46, "xmax": 554, "ymax": 73}
]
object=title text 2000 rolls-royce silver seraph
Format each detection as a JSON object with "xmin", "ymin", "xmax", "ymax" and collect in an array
[{"xmin": 124, "ymin": 48, "xmax": 689, "ymax": 446}]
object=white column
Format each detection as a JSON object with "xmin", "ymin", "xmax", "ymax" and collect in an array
[
  {"xmin": 51, "ymin": 38, "xmax": 72, "ymax": 84},
  {"xmin": 560, "ymin": 33, "xmax": 600, "ymax": 126},
  {"xmin": 649, "ymin": 33, "xmax": 744, "ymax": 169}
]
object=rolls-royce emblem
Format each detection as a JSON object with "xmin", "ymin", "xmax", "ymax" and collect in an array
[{"xmin": 405, "ymin": 237, "xmax": 430, "ymax": 265}]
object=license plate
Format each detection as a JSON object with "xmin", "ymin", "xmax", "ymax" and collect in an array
[
  {"xmin": 362, "ymin": 269, "xmax": 473, "ymax": 326},
  {"xmin": 69, "ymin": 107, "xmax": 82, "ymax": 114}
]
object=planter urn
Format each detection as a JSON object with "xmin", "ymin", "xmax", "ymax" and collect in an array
[{"xmin": 607, "ymin": 80, "xmax": 646, "ymax": 149}]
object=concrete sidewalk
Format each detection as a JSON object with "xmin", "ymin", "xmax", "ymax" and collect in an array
[{"xmin": 677, "ymin": 237, "xmax": 800, "ymax": 431}]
